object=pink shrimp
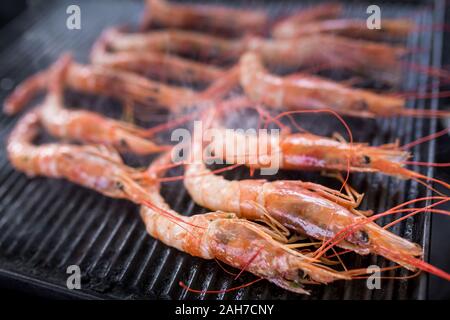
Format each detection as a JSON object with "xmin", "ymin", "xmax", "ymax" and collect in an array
[
  {"xmin": 271, "ymin": 3, "xmax": 343, "ymax": 38},
  {"xmin": 247, "ymin": 35, "xmax": 406, "ymax": 86},
  {"xmin": 38, "ymin": 54, "xmax": 169, "ymax": 155},
  {"xmin": 240, "ymin": 51, "xmax": 450, "ymax": 118},
  {"xmin": 272, "ymin": 18, "xmax": 414, "ymax": 40},
  {"xmin": 91, "ymin": 28, "xmax": 225, "ymax": 85},
  {"xmin": 103, "ymin": 28, "xmax": 245, "ymax": 63},
  {"xmin": 140, "ymin": 0, "xmax": 269, "ymax": 36},
  {"xmin": 3, "ymin": 57, "xmax": 198, "ymax": 115},
  {"xmin": 7, "ymin": 109, "xmax": 157, "ymax": 204}
]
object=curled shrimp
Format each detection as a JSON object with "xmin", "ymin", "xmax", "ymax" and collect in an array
[
  {"xmin": 183, "ymin": 140, "xmax": 426, "ymax": 273},
  {"xmin": 140, "ymin": 0, "xmax": 269, "ymax": 36},
  {"xmin": 272, "ymin": 18, "xmax": 414, "ymax": 40},
  {"xmin": 91, "ymin": 28, "xmax": 226, "ymax": 85},
  {"xmin": 3, "ymin": 56, "xmax": 198, "ymax": 115},
  {"xmin": 140, "ymin": 154, "xmax": 350, "ymax": 294},
  {"xmin": 39, "ymin": 54, "xmax": 168, "ymax": 155},
  {"xmin": 271, "ymin": 3, "xmax": 343, "ymax": 38},
  {"xmin": 7, "ymin": 109, "xmax": 156, "ymax": 204}
]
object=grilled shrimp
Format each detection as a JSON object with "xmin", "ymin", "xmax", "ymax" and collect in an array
[
  {"xmin": 91, "ymin": 28, "xmax": 225, "ymax": 85},
  {"xmin": 247, "ymin": 35, "xmax": 405, "ymax": 86},
  {"xmin": 7, "ymin": 109, "xmax": 156, "ymax": 204},
  {"xmin": 140, "ymin": 155, "xmax": 350, "ymax": 294},
  {"xmin": 38, "ymin": 54, "xmax": 167, "ymax": 155},
  {"xmin": 273, "ymin": 18, "xmax": 414, "ymax": 40},
  {"xmin": 184, "ymin": 144, "xmax": 423, "ymax": 271},
  {"xmin": 200, "ymin": 99, "xmax": 449, "ymax": 191},
  {"xmin": 271, "ymin": 3, "xmax": 343, "ymax": 38},
  {"xmin": 240, "ymin": 51, "xmax": 405, "ymax": 117},
  {"xmin": 140, "ymin": 0, "xmax": 269, "ymax": 36},
  {"xmin": 3, "ymin": 57, "xmax": 198, "ymax": 115},
  {"xmin": 102, "ymin": 27, "xmax": 405, "ymax": 85},
  {"xmin": 104, "ymin": 28, "xmax": 245, "ymax": 62}
]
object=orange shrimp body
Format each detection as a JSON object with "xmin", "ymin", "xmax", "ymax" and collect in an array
[
  {"xmin": 40, "ymin": 97, "xmax": 164, "ymax": 155},
  {"xmin": 272, "ymin": 18, "xmax": 414, "ymax": 40},
  {"xmin": 4, "ymin": 58, "xmax": 198, "ymax": 115},
  {"xmin": 7, "ymin": 110, "xmax": 153, "ymax": 203},
  {"xmin": 240, "ymin": 51, "xmax": 405, "ymax": 117},
  {"xmin": 67, "ymin": 62, "xmax": 197, "ymax": 109},
  {"xmin": 205, "ymin": 124, "xmax": 444, "ymax": 190},
  {"xmin": 141, "ymin": 0, "xmax": 269, "ymax": 35},
  {"xmin": 38, "ymin": 55, "xmax": 166, "ymax": 155},
  {"xmin": 91, "ymin": 29, "xmax": 225, "ymax": 84},
  {"xmin": 247, "ymin": 35, "xmax": 405, "ymax": 86},
  {"xmin": 271, "ymin": 3, "xmax": 343, "ymax": 38},
  {"xmin": 184, "ymin": 160, "xmax": 423, "ymax": 271},
  {"xmin": 105, "ymin": 28, "xmax": 245, "ymax": 62}
]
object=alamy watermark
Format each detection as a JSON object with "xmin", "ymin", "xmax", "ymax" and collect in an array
[
  {"xmin": 171, "ymin": 121, "xmax": 281, "ymax": 175},
  {"xmin": 66, "ymin": 5, "xmax": 81, "ymax": 30},
  {"xmin": 66, "ymin": 265, "xmax": 81, "ymax": 290},
  {"xmin": 367, "ymin": 5, "xmax": 381, "ymax": 30},
  {"xmin": 366, "ymin": 265, "xmax": 381, "ymax": 290}
]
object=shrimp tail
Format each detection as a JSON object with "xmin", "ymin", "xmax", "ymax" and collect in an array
[
  {"xmin": 3, "ymin": 70, "xmax": 49, "ymax": 115},
  {"xmin": 365, "ymin": 223, "xmax": 423, "ymax": 271},
  {"xmin": 373, "ymin": 238, "xmax": 450, "ymax": 281}
]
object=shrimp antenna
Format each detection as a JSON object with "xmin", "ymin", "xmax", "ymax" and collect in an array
[
  {"xmin": 313, "ymin": 196, "xmax": 450, "ymax": 281},
  {"xmin": 395, "ymin": 108, "xmax": 450, "ymax": 118},
  {"xmin": 401, "ymin": 127, "xmax": 450, "ymax": 150},
  {"xmin": 408, "ymin": 170, "xmax": 450, "ymax": 193}
]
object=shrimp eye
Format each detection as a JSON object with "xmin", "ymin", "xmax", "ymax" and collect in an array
[
  {"xmin": 119, "ymin": 138, "xmax": 128, "ymax": 147},
  {"xmin": 297, "ymin": 270, "xmax": 306, "ymax": 279},
  {"xmin": 362, "ymin": 155, "xmax": 371, "ymax": 165},
  {"xmin": 115, "ymin": 181, "xmax": 124, "ymax": 191},
  {"xmin": 356, "ymin": 230, "xmax": 369, "ymax": 244}
]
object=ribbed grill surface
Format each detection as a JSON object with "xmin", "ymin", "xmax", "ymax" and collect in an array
[{"xmin": 0, "ymin": 0, "xmax": 443, "ymax": 299}]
